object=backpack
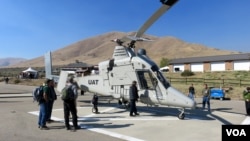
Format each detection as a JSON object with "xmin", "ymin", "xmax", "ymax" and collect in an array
[
  {"xmin": 32, "ymin": 86, "xmax": 44, "ymax": 102},
  {"xmin": 61, "ymin": 85, "xmax": 75, "ymax": 101}
]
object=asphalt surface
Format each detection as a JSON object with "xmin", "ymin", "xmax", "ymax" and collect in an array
[{"xmin": 0, "ymin": 82, "xmax": 249, "ymax": 141}]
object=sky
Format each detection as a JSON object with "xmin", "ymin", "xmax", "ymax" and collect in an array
[{"xmin": 0, "ymin": 0, "xmax": 250, "ymax": 59}]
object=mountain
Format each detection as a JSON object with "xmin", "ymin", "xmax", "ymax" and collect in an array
[
  {"xmin": 0, "ymin": 58, "xmax": 27, "ymax": 67},
  {"xmin": 10, "ymin": 31, "xmax": 240, "ymax": 68}
]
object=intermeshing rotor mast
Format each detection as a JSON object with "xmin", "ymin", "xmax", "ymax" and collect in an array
[{"xmin": 112, "ymin": 0, "xmax": 178, "ymax": 49}]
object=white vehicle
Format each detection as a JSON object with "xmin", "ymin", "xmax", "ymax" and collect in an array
[
  {"xmin": 46, "ymin": 0, "xmax": 195, "ymax": 119},
  {"xmin": 160, "ymin": 66, "xmax": 170, "ymax": 72}
]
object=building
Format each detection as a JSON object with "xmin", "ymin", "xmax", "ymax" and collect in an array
[
  {"xmin": 169, "ymin": 53, "xmax": 250, "ymax": 72},
  {"xmin": 60, "ymin": 62, "xmax": 96, "ymax": 76}
]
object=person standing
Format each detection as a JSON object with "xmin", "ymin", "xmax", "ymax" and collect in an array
[
  {"xmin": 129, "ymin": 81, "xmax": 139, "ymax": 117},
  {"xmin": 243, "ymin": 87, "xmax": 250, "ymax": 116},
  {"xmin": 188, "ymin": 84, "xmax": 195, "ymax": 100},
  {"xmin": 202, "ymin": 84, "xmax": 211, "ymax": 112},
  {"xmin": 38, "ymin": 79, "xmax": 50, "ymax": 130},
  {"xmin": 92, "ymin": 94, "xmax": 99, "ymax": 113},
  {"xmin": 63, "ymin": 77, "xmax": 80, "ymax": 131},
  {"xmin": 5, "ymin": 77, "xmax": 9, "ymax": 84},
  {"xmin": 46, "ymin": 79, "xmax": 57, "ymax": 123},
  {"xmin": 73, "ymin": 81, "xmax": 79, "ymax": 116}
]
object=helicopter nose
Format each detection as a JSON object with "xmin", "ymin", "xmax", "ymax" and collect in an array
[{"xmin": 167, "ymin": 86, "xmax": 196, "ymax": 109}]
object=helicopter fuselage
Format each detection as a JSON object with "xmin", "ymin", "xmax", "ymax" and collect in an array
[{"xmin": 75, "ymin": 46, "xmax": 195, "ymax": 110}]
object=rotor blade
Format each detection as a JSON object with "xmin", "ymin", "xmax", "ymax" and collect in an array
[
  {"xmin": 120, "ymin": 35, "xmax": 153, "ymax": 43},
  {"xmin": 126, "ymin": 36, "xmax": 154, "ymax": 42},
  {"xmin": 135, "ymin": 0, "xmax": 178, "ymax": 38}
]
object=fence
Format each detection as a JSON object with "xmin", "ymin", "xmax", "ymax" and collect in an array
[{"xmin": 167, "ymin": 77, "xmax": 250, "ymax": 87}]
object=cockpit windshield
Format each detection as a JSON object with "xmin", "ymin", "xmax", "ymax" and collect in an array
[
  {"xmin": 150, "ymin": 65, "xmax": 170, "ymax": 89},
  {"xmin": 155, "ymin": 70, "xmax": 170, "ymax": 89}
]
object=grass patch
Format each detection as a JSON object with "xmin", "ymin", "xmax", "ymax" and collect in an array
[{"xmin": 164, "ymin": 71, "xmax": 250, "ymax": 100}]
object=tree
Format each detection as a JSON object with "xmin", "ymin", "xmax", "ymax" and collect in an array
[{"xmin": 159, "ymin": 58, "xmax": 170, "ymax": 68}]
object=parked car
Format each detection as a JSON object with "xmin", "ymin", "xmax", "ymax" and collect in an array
[{"xmin": 210, "ymin": 88, "xmax": 225, "ymax": 100}]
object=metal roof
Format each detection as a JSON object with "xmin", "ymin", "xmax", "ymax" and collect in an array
[
  {"xmin": 170, "ymin": 53, "xmax": 250, "ymax": 64},
  {"xmin": 63, "ymin": 62, "xmax": 93, "ymax": 68}
]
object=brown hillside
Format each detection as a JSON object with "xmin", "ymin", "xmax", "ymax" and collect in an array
[{"xmin": 11, "ymin": 32, "xmax": 240, "ymax": 67}]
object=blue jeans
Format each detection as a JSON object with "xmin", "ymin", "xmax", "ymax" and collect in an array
[
  {"xmin": 38, "ymin": 102, "xmax": 48, "ymax": 127},
  {"xmin": 202, "ymin": 96, "xmax": 210, "ymax": 111},
  {"xmin": 188, "ymin": 93, "xmax": 194, "ymax": 100}
]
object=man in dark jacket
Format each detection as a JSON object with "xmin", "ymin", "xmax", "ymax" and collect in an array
[
  {"xmin": 129, "ymin": 81, "xmax": 139, "ymax": 117},
  {"xmin": 63, "ymin": 77, "xmax": 80, "ymax": 131},
  {"xmin": 188, "ymin": 84, "xmax": 195, "ymax": 100},
  {"xmin": 46, "ymin": 79, "xmax": 57, "ymax": 123}
]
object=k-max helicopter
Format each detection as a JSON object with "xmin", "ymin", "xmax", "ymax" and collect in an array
[{"xmin": 48, "ymin": 0, "xmax": 195, "ymax": 119}]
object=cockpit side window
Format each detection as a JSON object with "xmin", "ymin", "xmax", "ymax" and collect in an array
[{"xmin": 136, "ymin": 71, "xmax": 154, "ymax": 90}]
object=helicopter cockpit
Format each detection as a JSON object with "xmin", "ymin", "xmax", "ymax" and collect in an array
[
  {"xmin": 136, "ymin": 67, "xmax": 170, "ymax": 91},
  {"xmin": 135, "ymin": 48, "xmax": 170, "ymax": 90},
  {"xmin": 152, "ymin": 66, "xmax": 170, "ymax": 89}
]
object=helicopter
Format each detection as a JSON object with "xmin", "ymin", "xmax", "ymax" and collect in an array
[{"xmin": 46, "ymin": 0, "xmax": 196, "ymax": 119}]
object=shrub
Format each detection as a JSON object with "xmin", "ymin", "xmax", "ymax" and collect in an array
[{"xmin": 181, "ymin": 70, "xmax": 194, "ymax": 77}]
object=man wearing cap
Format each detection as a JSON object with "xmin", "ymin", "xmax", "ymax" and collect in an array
[{"xmin": 63, "ymin": 77, "xmax": 80, "ymax": 131}]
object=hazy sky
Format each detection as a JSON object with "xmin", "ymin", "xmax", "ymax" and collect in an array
[{"xmin": 1, "ymin": 0, "xmax": 250, "ymax": 59}]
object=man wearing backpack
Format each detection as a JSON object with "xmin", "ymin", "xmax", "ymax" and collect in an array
[
  {"xmin": 63, "ymin": 77, "xmax": 80, "ymax": 131},
  {"xmin": 38, "ymin": 79, "xmax": 51, "ymax": 130}
]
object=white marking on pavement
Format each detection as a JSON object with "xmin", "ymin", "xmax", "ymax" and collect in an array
[
  {"xmin": 84, "ymin": 107, "xmax": 116, "ymax": 117},
  {"xmin": 241, "ymin": 116, "xmax": 250, "ymax": 125},
  {"xmin": 28, "ymin": 111, "xmax": 63, "ymax": 121},
  {"xmin": 28, "ymin": 107, "xmax": 145, "ymax": 141},
  {"xmin": 77, "ymin": 117, "xmax": 178, "ymax": 121},
  {"xmin": 82, "ymin": 126, "xmax": 144, "ymax": 141},
  {"xmin": 29, "ymin": 106, "xmax": 249, "ymax": 141}
]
